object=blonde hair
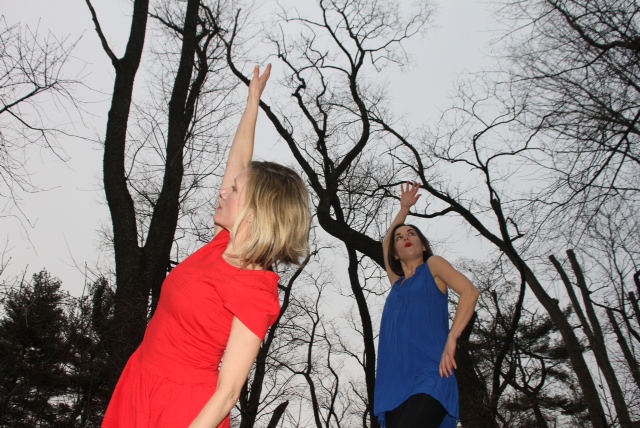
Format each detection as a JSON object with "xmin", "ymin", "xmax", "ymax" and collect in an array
[{"xmin": 231, "ymin": 161, "xmax": 311, "ymax": 267}]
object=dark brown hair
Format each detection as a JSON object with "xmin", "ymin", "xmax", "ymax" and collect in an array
[{"xmin": 386, "ymin": 223, "xmax": 434, "ymax": 276}]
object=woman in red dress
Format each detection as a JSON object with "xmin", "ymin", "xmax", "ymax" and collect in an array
[{"xmin": 102, "ymin": 64, "xmax": 311, "ymax": 428}]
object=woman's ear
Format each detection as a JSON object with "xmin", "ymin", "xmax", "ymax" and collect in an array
[{"xmin": 249, "ymin": 206, "xmax": 258, "ymax": 222}]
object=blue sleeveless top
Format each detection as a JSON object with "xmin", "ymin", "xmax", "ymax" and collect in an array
[{"xmin": 374, "ymin": 261, "xmax": 459, "ymax": 427}]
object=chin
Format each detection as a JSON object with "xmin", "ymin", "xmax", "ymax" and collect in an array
[{"xmin": 213, "ymin": 214, "xmax": 226, "ymax": 228}]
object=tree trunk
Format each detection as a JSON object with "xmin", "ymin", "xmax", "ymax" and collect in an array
[
  {"xmin": 509, "ymin": 254, "xmax": 608, "ymax": 427},
  {"xmin": 606, "ymin": 308, "xmax": 640, "ymax": 391},
  {"xmin": 566, "ymin": 250, "xmax": 632, "ymax": 427},
  {"xmin": 91, "ymin": 0, "xmax": 150, "ymax": 379},
  {"xmin": 144, "ymin": 0, "xmax": 201, "ymax": 316},
  {"xmin": 92, "ymin": 0, "xmax": 203, "ymax": 389},
  {"xmin": 550, "ymin": 252, "xmax": 632, "ymax": 426},
  {"xmin": 346, "ymin": 246, "xmax": 380, "ymax": 428},
  {"xmin": 457, "ymin": 313, "xmax": 498, "ymax": 428}
]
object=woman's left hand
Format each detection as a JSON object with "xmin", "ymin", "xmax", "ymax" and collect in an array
[
  {"xmin": 439, "ymin": 336, "xmax": 458, "ymax": 378},
  {"xmin": 399, "ymin": 181, "xmax": 421, "ymax": 210}
]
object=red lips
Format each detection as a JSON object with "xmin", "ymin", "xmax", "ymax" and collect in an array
[{"xmin": 404, "ymin": 242, "xmax": 413, "ymax": 248}]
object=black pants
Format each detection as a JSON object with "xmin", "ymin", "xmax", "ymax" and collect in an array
[{"xmin": 385, "ymin": 393, "xmax": 447, "ymax": 428}]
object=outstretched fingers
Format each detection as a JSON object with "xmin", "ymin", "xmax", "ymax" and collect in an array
[
  {"xmin": 249, "ymin": 64, "xmax": 272, "ymax": 101},
  {"xmin": 399, "ymin": 181, "xmax": 421, "ymax": 208}
]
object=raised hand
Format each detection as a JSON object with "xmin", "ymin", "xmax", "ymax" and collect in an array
[
  {"xmin": 248, "ymin": 64, "xmax": 271, "ymax": 102},
  {"xmin": 399, "ymin": 181, "xmax": 421, "ymax": 209}
]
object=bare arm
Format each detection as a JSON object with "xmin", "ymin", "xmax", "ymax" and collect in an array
[
  {"xmin": 427, "ymin": 255, "xmax": 480, "ymax": 378},
  {"xmin": 382, "ymin": 182, "xmax": 421, "ymax": 285},
  {"xmin": 214, "ymin": 64, "xmax": 271, "ymax": 236},
  {"xmin": 189, "ymin": 317, "xmax": 262, "ymax": 428}
]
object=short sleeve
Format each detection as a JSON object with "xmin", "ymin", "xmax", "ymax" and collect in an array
[{"xmin": 221, "ymin": 280, "xmax": 281, "ymax": 340}]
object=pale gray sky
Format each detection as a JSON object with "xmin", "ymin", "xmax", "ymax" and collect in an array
[{"xmin": 2, "ymin": 0, "xmax": 496, "ymax": 294}]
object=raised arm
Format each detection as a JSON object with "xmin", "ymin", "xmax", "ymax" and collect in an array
[
  {"xmin": 427, "ymin": 256, "xmax": 480, "ymax": 378},
  {"xmin": 214, "ymin": 64, "xmax": 271, "ymax": 236},
  {"xmin": 188, "ymin": 317, "xmax": 262, "ymax": 428},
  {"xmin": 382, "ymin": 182, "xmax": 421, "ymax": 285}
]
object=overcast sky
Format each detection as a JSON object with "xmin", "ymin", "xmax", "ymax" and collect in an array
[{"xmin": 3, "ymin": 0, "xmax": 496, "ymax": 294}]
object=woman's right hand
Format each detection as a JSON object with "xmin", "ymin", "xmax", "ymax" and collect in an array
[
  {"xmin": 248, "ymin": 64, "xmax": 271, "ymax": 102},
  {"xmin": 399, "ymin": 181, "xmax": 421, "ymax": 209}
]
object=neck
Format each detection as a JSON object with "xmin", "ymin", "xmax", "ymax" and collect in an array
[
  {"xmin": 400, "ymin": 257, "xmax": 423, "ymax": 279},
  {"xmin": 223, "ymin": 226, "xmax": 263, "ymax": 270},
  {"xmin": 222, "ymin": 251, "xmax": 262, "ymax": 270}
]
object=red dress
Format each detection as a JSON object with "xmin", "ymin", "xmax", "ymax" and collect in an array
[{"xmin": 102, "ymin": 230, "xmax": 281, "ymax": 428}]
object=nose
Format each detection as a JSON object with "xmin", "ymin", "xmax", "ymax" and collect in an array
[{"xmin": 219, "ymin": 187, "xmax": 229, "ymax": 198}]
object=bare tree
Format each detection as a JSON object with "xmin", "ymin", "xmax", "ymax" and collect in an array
[
  {"xmin": 269, "ymin": 250, "xmax": 355, "ymax": 427},
  {"xmin": 497, "ymin": 1, "xmax": 640, "ymax": 423},
  {"xmin": 85, "ymin": 0, "xmax": 234, "ymax": 389},
  {"xmin": 551, "ymin": 251, "xmax": 631, "ymax": 424},
  {"xmin": 498, "ymin": 0, "xmax": 640, "ymax": 263},
  {"xmin": 125, "ymin": 1, "xmax": 240, "ymax": 305},
  {"xmin": 499, "ymin": 1, "xmax": 640, "ymax": 364},
  {"xmin": 575, "ymin": 197, "xmax": 640, "ymax": 404},
  {"xmin": 0, "ymin": 16, "xmax": 80, "ymax": 221},
  {"xmin": 85, "ymin": 0, "xmax": 150, "ymax": 378}
]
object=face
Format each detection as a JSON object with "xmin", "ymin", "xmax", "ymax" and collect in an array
[
  {"xmin": 393, "ymin": 225, "xmax": 425, "ymax": 263},
  {"xmin": 214, "ymin": 170, "xmax": 249, "ymax": 230}
]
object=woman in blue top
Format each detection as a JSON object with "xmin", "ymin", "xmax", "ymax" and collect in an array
[{"xmin": 374, "ymin": 182, "xmax": 480, "ymax": 428}]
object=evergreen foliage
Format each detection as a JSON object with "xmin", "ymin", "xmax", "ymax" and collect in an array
[{"xmin": 0, "ymin": 271, "xmax": 113, "ymax": 427}]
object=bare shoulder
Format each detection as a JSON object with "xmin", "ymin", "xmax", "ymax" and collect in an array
[
  {"xmin": 426, "ymin": 255, "xmax": 454, "ymax": 274},
  {"xmin": 427, "ymin": 255, "xmax": 478, "ymax": 296}
]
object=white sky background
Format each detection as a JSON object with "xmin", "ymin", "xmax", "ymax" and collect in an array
[{"xmin": 2, "ymin": 0, "xmax": 497, "ymax": 294}]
